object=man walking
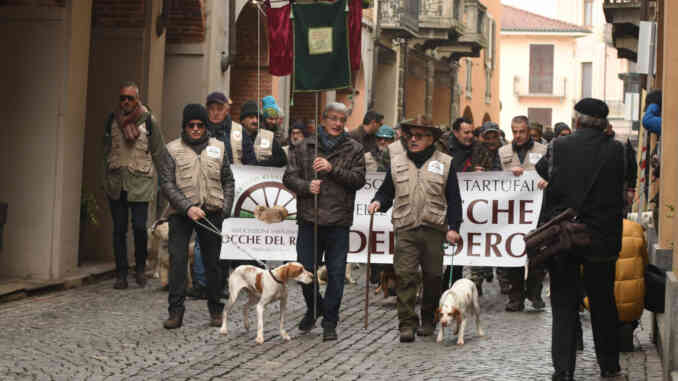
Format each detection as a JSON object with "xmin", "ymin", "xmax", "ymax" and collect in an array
[
  {"xmin": 283, "ymin": 102, "xmax": 366, "ymax": 341},
  {"xmin": 232, "ymin": 100, "xmax": 287, "ymax": 167},
  {"xmin": 538, "ymin": 99, "xmax": 624, "ymax": 380},
  {"xmin": 103, "ymin": 81, "xmax": 166, "ymax": 289},
  {"xmin": 364, "ymin": 125, "xmax": 395, "ymax": 172},
  {"xmin": 497, "ymin": 116, "xmax": 547, "ymax": 311},
  {"xmin": 368, "ymin": 118, "xmax": 463, "ymax": 343},
  {"xmin": 349, "ymin": 110, "xmax": 383, "ymax": 155},
  {"xmin": 158, "ymin": 104, "xmax": 235, "ymax": 329}
]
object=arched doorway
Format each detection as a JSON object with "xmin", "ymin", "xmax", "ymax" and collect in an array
[
  {"xmin": 482, "ymin": 112, "xmax": 492, "ymax": 124},
  {"xmin": 230, "ymin": 1, "xmax": 273, "ymax": 123}
]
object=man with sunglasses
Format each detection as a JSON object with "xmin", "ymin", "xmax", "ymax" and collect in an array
[
  {"xmin": 158, "ymin": 104, "xmax": 235, "ymax": 329},
  {"xmin": 283, "ymin": 102, "xmax": 366, "ymax": 342},
  {"xmin": 368, "ymin": 117, "xmax": 463, "ymax": 343},
  {"xmin": 103, "ymin": 81, "xmax": 166, "ymax": 290}
]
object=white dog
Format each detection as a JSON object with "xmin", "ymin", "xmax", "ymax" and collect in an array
[
  {"xmin": 436, "ymin": 278, "xmax": 484, "ymax": 345},
  {"xmin": 219, "ymin": 262, "xmax": 314, "ymax": 344}
]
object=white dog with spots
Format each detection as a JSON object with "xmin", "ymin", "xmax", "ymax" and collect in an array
[
  {"xmin": 220, "ymin": 262, "xmax": 314, "ymax": 344},
  {"xmin": 436, "ymin": 278, "xmax": 484, "ymax": 345}
]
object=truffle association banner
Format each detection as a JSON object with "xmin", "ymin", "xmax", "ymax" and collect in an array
[{"xmin": 220, "ymin": 165, "xmax": 543, "ymax": 267}]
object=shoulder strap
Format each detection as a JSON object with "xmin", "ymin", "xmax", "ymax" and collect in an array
[{"xmin": 571, "ymin": 138, "xmax": 614, "ymax": 212}]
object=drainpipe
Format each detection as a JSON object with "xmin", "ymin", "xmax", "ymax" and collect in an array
[{"xmin": 369, "ymin": 0, "xmax": 381, "ymax": 110}]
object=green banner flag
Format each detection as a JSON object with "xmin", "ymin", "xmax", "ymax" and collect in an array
[{"xmin": 292, "ymin": 0, "xmax": 351, "ymax": 92}]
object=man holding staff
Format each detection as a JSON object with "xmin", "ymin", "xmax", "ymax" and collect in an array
[
  {"xmin": 368, "ymin": 118, "xmax": 463, "ymax": 343},
  {"xmin": 283, "ymin": 102, "xmax": 366, "ymax": 341}
]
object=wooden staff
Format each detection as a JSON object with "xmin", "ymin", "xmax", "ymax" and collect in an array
[{"xmin": 365, "ymin": 212, "xmax": 374, "ymax": 329}]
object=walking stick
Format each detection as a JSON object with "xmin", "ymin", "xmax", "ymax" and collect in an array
[{"xmin": 365, "ymin": 213, "xmax": 374, "ymax": 329}]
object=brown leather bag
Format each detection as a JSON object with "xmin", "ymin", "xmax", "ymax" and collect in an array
[{"xmin": 525, "ymin": 208, "xmax": 591, "ymax": 268}]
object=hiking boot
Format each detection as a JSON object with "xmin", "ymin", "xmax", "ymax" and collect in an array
[
  {"xmin": 400, "ymin": 328, "xmax": 415, "ymax": 343},
  {"xmin": 135, "ymin": 272, "xmax": 147, "ymax": 287},
  {"xmin": 322, "ymin": 325, "xmax": 338, "ymax": 341},
  {"xmin": 113, "ymin": 277, "xmax": 128, "ymax": 290},
  {"xmin": 163, "ymin": 310, "xmax": 184, "ymax": 330},
  {"xmin": 298, "ymin": 312, "xmax": 317, "ymax": 332},
  {"xmin": 416, "ymin": 322, "xmax": 434, "ymax": 337},
  {"xmin": 187, "ymin": 285, "xmax": 207, "ymax": 299},
  {"xmin": 209, "ymin": 313, "xmax": 223, "ymax": 327}
]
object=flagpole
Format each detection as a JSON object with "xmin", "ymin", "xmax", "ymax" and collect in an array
[{"xmin": 313, "ymin": 91, "xmax": 319, "ymax": 322}]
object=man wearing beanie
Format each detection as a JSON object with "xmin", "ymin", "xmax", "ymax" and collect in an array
[
  {"xmin": 158, "ymin": 104, "xmax": 235, "ymax": 329},
  {"xmin": 261, "ymin": 95, "xmax": 284, "ymax": 143},
  {"xmin": 231, "ymin": 100, "xmax": 287, "ymax": 167},
  {"xmin": 537, "ymin": 98, "xmax": 624, "ymax": 380},
  {"xmin": 103, "ymin": 81, "xmax": 166, "ymax": 290}
]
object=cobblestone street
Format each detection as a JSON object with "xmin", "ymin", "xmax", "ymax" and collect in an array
[{"xmin": 0, "ymin": 267, "xmax": 662, "ymax": 381}]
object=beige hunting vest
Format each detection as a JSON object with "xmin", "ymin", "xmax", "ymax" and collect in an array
[
  {"xmin": 107, "ymin": 120, "xmax": 153, "ymax": 177},
  {"xmin": 388, "ymin": 142, "xmax": 452, "ymax": 232},
  {"xmin": 230, "ymin": 124, "xmax": 274, "ymax": 164},
  {"xmin": 365, "ymin": 152, "xmax": 378, "ymax": 172},
  {"xmin": 498, "ymin": 141, "xmax": 547, "ymax": 171},
  {"xmin": 167, "ymin": 137, "xmax": 225, "ymax": 212}
]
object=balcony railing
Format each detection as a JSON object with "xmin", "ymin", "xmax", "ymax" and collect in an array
[
  {"xmin": 604, "ymin": 0, "xmax": 641, "ymax": 6},
  {"xmin": 380, "ymin": 0, "xmax": 420, "ymax": 35},
  {"xmin": 513, "ymin": 75, "xmax": 568, "ymax": 99}
]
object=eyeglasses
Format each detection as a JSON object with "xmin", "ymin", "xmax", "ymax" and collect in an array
[
  {"xmin": 404, "ymin": 132, "xmax": 432, "ymax": 140},
  {"xmin": 119, "ymin": 95, "xmax": 136, "ymax": 102},
  {"xmin": 186, "ymin": 122, "xmax": 205, "ymax": 129},
  {"xmin": 326, "ymin": 115, "xmax": 347, "ymax": 124}
]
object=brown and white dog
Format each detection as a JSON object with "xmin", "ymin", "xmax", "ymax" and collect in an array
[
  {"xmin": 219, "ymin": 262, "xmax": 314, "ymax": 344},
  {"xmin": 436, "ymin": 278, "xmax": 484, "ymax": 345},
  {"xmin": 317, "ymin": 264, "xmax": 358, "ymax": 285}
]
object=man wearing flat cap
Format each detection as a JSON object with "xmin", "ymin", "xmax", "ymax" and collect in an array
[
  {"xmin": 368, "ymin": 118, "xmax": 463, "ymax": 343},
  {"xmin": 536, "ymin": 98, "xmax": 625, "ymax": 380}
]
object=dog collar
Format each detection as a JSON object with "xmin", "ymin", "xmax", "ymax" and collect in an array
[{"xmin": 269, "ymin": 269, "xmax": 284, "ymax": 284}]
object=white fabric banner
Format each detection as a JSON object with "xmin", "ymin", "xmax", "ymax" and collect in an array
[{"xmin": 220, "ymin": 165, "xmax": 543, "ymax": 267}]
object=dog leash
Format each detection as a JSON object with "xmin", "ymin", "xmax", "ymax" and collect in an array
[{"xmin": 194, "ymin": 217, "xmax": 284, "ymax": 285}]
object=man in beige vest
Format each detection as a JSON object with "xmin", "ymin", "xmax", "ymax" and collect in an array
[
  {"xmin": 103, "ymin": 81, "xmax": 166, "ymax": 290},
  {"xmin": 364, "ymin": 125, "xmax": 394, "ymax": 172},
  {"xmin": 158, "ymin": 104, "xmax": 235, "ymax": 329},
  {"xmin": 497, "ymin": 115, "xmax": 548, "ymax": 312},
  {"xmin": 230, "ymin": 100, "xmax": 287, "ymax": 167},
  {"xmin": 368, "ymin": 119, "xmax": 463, "ymax": 343}
]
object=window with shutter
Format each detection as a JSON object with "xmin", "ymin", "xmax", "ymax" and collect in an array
[{"xmin": 529, "ymin": 44, "xmax": 554, "ymax": 94}]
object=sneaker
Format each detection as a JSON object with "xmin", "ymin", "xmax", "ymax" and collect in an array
[
  {"xmin": 113, "ymin": 277, "xmax": 128, "ymax": 290},
  {"xmin": 298, "ymin": 312, "xmax": 317, "ymax": 332},
  {"xmin": 400, "ymin": 328, "xmax": 415, "ymax": 343},
  {"xmin": 529, "ymin": 297, "xmax": 546, "ymax": 310},
  {"xmin": 135, "ymin": 272, "xmax": 147, "ymax": 287},
  {"xmin": 322, "ymin": 325, "xmax": 338, "ymax": 341}
]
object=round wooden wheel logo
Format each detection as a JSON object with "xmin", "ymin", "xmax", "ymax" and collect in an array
[{"xmin": 233, "ymin": 181, "xmax": 297, "ymax": 220}]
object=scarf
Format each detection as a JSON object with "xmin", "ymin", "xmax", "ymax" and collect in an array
[
  {"xmin": 318, "ymin": 125, "xmax": 348, "ymax": 153},
  {"xmin": 512, "ymin": 138, "xmax": 534, "ymax": 164},
  {"xmin": 207, "ymin": 116, "xmax": 232, "ymax": 141},
  {"xmin": 241, "ymin": 129, "xmax": 258, "ymax": 164},
  {"xmin": 181, "ymin": 129, "xmax": 210, "ymax": 155},
  {"xmin": 448, "ymin": 134, "xmax": 474, "ymax": 172},
  {"xmin": 406, "ymin": 144, "xmax": 436, "ymax": 168},
  {"xmin": 115, "ymin": 104, "xmax": 145, "ymax": 142}
]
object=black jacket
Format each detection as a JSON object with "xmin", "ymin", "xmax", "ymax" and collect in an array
[{"xmin": 537, "ymin": 128, "xmax": 625, "ymax": 261}]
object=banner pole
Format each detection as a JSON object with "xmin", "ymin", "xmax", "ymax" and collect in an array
[
  {"xmin": 365, "ymin": 213, "xmax": 374, "ymax": 329},
  {"xmin": 313, "ymin": 91, "xmax": 319, "ymax": 321}
]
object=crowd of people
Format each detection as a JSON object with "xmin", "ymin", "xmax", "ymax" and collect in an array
[{"xmin": 103, "ymin": 80, "xmax": 634, "ymax": 380}]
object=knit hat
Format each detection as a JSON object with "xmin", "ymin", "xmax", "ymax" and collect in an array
[
  {"xmin": 240, "ymin": 100, "xmax": 260, "ymax": 121},
  {"xmin": 290, "ymin": 120, "xmax": 308, "ymax": 137},
  {"xmin": 376, "ymin": 125, "xmax": 395, "ymax": 139},
  {"xmin": 182, "ymin": 104, "xmax": 208, "ymax": 129},
  {"xmin": 554, "ymin": 122, "xmax": 571, "ymax": 137},
  {"xmin": 574, "ymin": 98, "xmax": 609, "ymax": 119},
  {"xmin": 261, "ymin": 95, "xmax": 281, "ymax": 119}
]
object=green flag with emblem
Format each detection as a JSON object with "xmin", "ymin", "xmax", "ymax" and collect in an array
[{"xmin": 292, "ymin": 0, "xmax": 351, "ymax": 92}]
